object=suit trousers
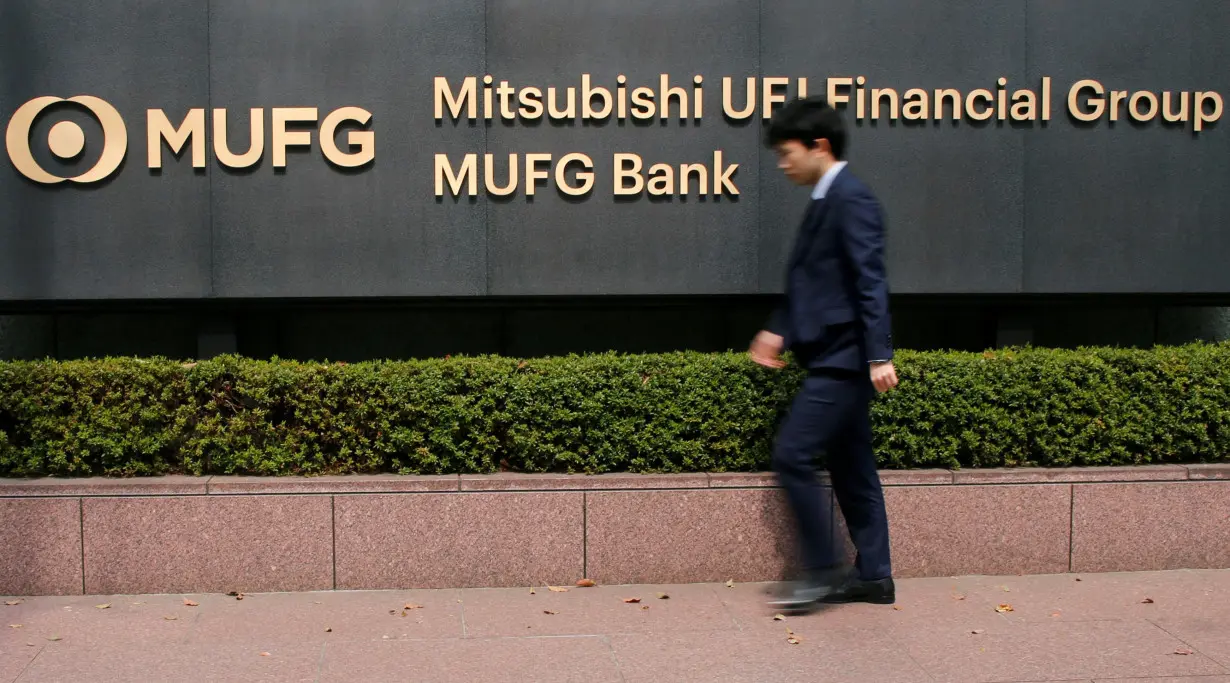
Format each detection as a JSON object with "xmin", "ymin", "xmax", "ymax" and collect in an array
[{"xmin": 771, "ymin": 368, "xmax": 892, "ymax": 581}]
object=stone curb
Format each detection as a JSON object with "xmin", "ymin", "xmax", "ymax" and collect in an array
[{"xmin": 2, "ymin": 463, "xmax": 1223, "ymax": 496}]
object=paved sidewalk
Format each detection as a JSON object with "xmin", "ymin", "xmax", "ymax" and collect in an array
[{"xmin": 3, "ymin": 570, "xmax": 1228, "ymax": 682}]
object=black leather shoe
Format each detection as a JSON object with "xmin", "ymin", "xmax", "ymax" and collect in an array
[
  {"xmin": 766, "ymin": 567, "xmax": 847, "ymax": 612},
  {"xmin": 818, "ymin": 576, "xmax": 895, "ymax": 605}
]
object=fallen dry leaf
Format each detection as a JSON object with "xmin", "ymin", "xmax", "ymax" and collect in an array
[
  {"xmin": 95, "ymin": 603, "xmax": 111, "ymax": 610},
  {"xmin": 995, "ymin": 604, "xmax": 1014, "ymax": 613},
  {"xmin": 1051, "ymin": 612, "xmax": 1062, "ymax": 618},
  {"xmin": 656, "ymin": 593, "xmax": 670, "ymax": 600},
  {"xmin": 785, "ymin": 626, "xmax": 801, "ymax": 645},
  {"xmin": 547, "ymin": 586, "xmax": 569, "ymax": 593},
  {"xmin": 1075, "ymin": 577, "xmax": 1082, "ymax": 582},
  {"xmin": 1142, "ymin": 598, "xmax": 1154, "ymax": 604},
  {"xmin": 1001, "ymin": 586, "xmax": 1011, "ymax": 592},
  {"xmin": 1174, "ymin": 648, "xmax": 1194, "ymax": 656},
  {"xmin": 640, "ymin": 605, "xmax": 650, "ymax": 611},
  {"xmin": 404, "ymin": 604, "xmax": 423, "ymax": 610},
  {"xmin": 9, "ymin": 624, "xmax": 22, "ymax": 629},
  {"xmin": 260, "ymin": 652, "xmax": 270, "ymax": 657},
  {"xmin": 953, "ymin": 594, "xmax": 967, "ymax": 601},
  {"xmin": 325, "ymin": 628, "xmax": 332, "ymax": 633},
  {"xmin": 388, "ymin": 610, "xmax": 396, "ymax": 615},
  {"xmin": 773, "ymin": 614, "xmax": 786, "ymax": 621},
  {"xmin": 47, "ymin": 635, "xmax": 61, "ymax": 642},
  {"xmin": 4, "ymin": 600, "xmax": 21, "ymax": 606},
  {"xmin": 26, "ymin": 642, "xmax": 34, "ymax": 647},
  {"xmin": 623, "ymin": 598, "xmax": 642, "ymax": 604},
  {"xmin": 970, "ymin": 629, "xmax": 985, "ymax": 635},
  {"xmin": 726, "ymin": 580, "xmax": 735, "ymax": 588},
  {"xmin": 893, "ymin": 606, "xmax": 903, "ymax": 611},
  {"xmin": 543, "ymin": 610, "xmax": 557, "ymax": 615},
  {"xmin": 529, "ymin": 588, "xmax": 536, "ymax": 595},
  {"xmin": 164, "ymin": 615, "xmax": 179, "ymax": 621},
  {"xmin": 226, "ymin": 592, "xmax": 245, "ymax": 601},
  {"xmin": 183, "ymin": 599, "xmax": 199, "ymax": 607},
  {"xmin": 576, "ymin": 579, "xmax": 596, "ymax": 588}
]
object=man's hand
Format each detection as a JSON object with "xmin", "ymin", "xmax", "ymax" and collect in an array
[
  {"xmin": 870, "ymin": 361, "xmax": 898, "ymax": 392},
  {"xmin": 749, "ymin": 330, "xmax": 786, "ymax": 369}
]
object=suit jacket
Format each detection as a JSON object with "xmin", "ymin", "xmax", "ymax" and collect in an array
[{"xmin": 768, "ymin": 166, "xmax": 893, "ymax": 371}]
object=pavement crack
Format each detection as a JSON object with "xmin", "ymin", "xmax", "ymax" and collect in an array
[
  {"xmin": 314, "ymin": 641, "xmax": 327, "ymax": 683},
  {"xmin": 711, "ymin": 583, "xmax": 744, "ymax": 632},
  {"xmin": 602, "ymin": 634, "xmax": 627, "ymax": 683},
  {"xmin": 1145, "ymin": 617, "xmax": 1223, "ymax": 669},
  {"xmin": 13, "ymin": 644, "xmax": 45, "ymax": 682},
  {"xmin": 894, "ymin": 634, "xmax": 937, "ymax": 682}
]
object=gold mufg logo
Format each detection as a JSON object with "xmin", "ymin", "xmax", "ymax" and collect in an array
[
  {"xmin": 6, "ymin": 96, "xmax": 374, "ymax": 183},
  {"xmin": 6, "ymin": 95, "xmax": 127, "ymax": 183}
]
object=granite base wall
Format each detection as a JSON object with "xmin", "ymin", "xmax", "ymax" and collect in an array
[{"xmin": 2, "ymin": 465, "xmax": 1227, "ymax": 595}]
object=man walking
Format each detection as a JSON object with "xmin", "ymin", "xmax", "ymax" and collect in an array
[{"xmin": 750, "ymin": 95, "xmax": 898, "ymax": 610}]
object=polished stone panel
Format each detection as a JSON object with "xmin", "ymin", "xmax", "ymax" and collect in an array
[
  {"xmin": 585, "ymin": 489, "xmax": 795, "ymax": 584},
  {"xmin": 459, "ymin": 473, "xmax": 709, "ymax": 491},
  {"xmin": 0, "ymin": 477, "xmax": 208, "ymax": 497},
  {"xmin": 334, "ymin": 492, "xmax": 584, "ymax": 589},
  {"xmin": 0, "ymin": 498, "xmax": 82, "ymax": 596},
  {"xmin": 1072, "ymin": 482, "xmax": 1230, "ymax": 572},
  {"xmin": 82, "ymin": 495, "xmax": 333, "ymax": 594},
  {"xmin": 884, "ymin": 484, "xmax": 1072, "ymax": 577},
  {"xmin": 206, "ymin": 475, "xmax": 459, "ymax": 494},
  {"xmin": 953, "ymin": 465, "xmax": 1188, "ymax": 485}
]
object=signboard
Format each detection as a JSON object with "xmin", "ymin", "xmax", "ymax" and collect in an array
[{"xmin": 1, "ymin": 0, "xmax": 1228, "ymax": 300}]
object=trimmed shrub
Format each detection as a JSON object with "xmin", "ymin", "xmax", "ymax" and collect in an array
[
  {"xmin": 0, "ymin": 343, "xmax": 1227, "ymax": 477},
  {"xmin": 0, "ymin": 358, "xmax": 186, "ymax": 476}
]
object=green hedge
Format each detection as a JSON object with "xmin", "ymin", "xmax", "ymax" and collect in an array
[{"xmin": 1, "ymin": 344, "xmax": 1228, "ymax": 477}]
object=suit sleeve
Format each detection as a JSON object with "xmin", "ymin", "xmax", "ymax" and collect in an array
[
  {"xmin": 836, "ymin": 191, "xmax": 893, "ymax": 362},
  {"xmin": 765, "ymin": 299, "xmax": 791, "ymax": 348}
]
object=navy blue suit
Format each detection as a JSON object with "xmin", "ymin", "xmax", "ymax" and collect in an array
[{"xmin": 767, "ymin": 164, "xmax": 893, "ymax": 582}]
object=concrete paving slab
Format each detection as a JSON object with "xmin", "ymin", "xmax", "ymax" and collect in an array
[{"xmin": 4, "ymin": 569, "xmax": 1228, "ymax": 683}]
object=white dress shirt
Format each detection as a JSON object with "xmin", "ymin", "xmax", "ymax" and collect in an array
[{"xmin": 810, "ymin": 161, "xmax": 847, "ymax": 200}]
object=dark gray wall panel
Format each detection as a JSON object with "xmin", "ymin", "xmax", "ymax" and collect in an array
[
  {"xmin": 504, "ymin": 307, "xmax": 732, "ymax": 357},
  {"xmin": 0, "ymin": 315, "xmax": 55, "ymax": 360},
  {"xmin": 759, "ymin": 0, "xmax": 1027, "ymax": 295},
  {"xmin": 1031, "ymin": 306, "xmax": 1156, "ymax": 348},
  {"xmin": 1023, "ymin": 0, "xmax": 1230, "ymax": 293},
  {"xmin": 55, "ymin": 313, "xmax": 199, "ymax": 360},
  {"xmin": 483, "ymin": 0, "xmax": 760, "ymax": 295},
  {"xmin": 275, "ymin": 310, "xmax": 502, "ymax": 362},
  {"xmin": 1158, "ymin": 307, "xmax": 1230, "ymax": 344},
  {"xmin": 208, "ymin": 0, "xmax": 487, "ymax": 297},
  {"xmin": 1, "ymin": 0, "xmax": 1227, "ymax": 301},
  {"xmin": 0, "ymin": 0, "xmax": 211, "ymax": 299}
]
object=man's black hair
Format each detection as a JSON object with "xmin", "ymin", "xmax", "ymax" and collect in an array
[{"xmin": 764, "ymin": 95, "xmax": 848, "ymax": 159}]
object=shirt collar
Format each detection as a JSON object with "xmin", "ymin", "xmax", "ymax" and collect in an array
[{"xmin": 810, "ymin": 161, "xmax": 848, "ymax": 200}]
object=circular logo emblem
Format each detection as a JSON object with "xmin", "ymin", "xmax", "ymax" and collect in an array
[{"xmin": 5, "ymin": 95, "xmax": 128, "ymax": 184}]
